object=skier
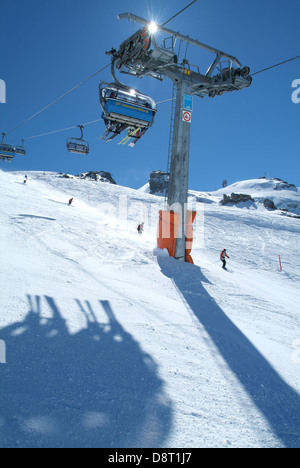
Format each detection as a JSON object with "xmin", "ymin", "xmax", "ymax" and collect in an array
[
  {"xmin": 220, "ymin": 249, "xmax": 230, "ymax": 269},
  {"xmin": 68, "ymin": 198, "xmax": 73, "ymax": 206},
  {"xmin": 23, "ymin": 175, "xmax": 28, "ymax": 184},
  {"xmin": 137, "ymin": 222, "xmax": 144, "ymax": 235}
]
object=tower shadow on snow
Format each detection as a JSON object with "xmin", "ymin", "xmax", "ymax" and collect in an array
[
  {"xmin": 157, "ymin": 254, "xmax": 300, "ymax": 448},
  {"xmin": 0, "ymin": 296, "xmax": 172, "ymax": 448}
]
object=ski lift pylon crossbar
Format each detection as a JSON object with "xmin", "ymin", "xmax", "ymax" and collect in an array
[{"xmin": 117, "ymin": 12, "xmax": 242, "ymax": 69}]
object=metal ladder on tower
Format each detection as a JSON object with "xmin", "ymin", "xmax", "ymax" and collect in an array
[{"xmin": 164, "ymin": 84, "xmax": 177, "ymax": 209}]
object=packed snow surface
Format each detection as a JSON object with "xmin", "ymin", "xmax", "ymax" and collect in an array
[{"xmin": 0, "ymin": 170, "xmax": 300, "ymax": 448}]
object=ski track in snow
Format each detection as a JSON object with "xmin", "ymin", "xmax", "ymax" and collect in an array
[{"xmin": 0, "ymin": 170, "xmax": 300, "ymax": 448}]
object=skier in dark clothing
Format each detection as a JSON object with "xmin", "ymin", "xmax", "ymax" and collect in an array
[
  {"xmin": 220, "ymin": 249, "xmax": 230, "ymax": 269},
  {"xmin": 68, "ymin": 198, "xmax": 73, "ymax": 206},
  {"xmin": 137, "ymin": 222, "xmax": 144, "ymax": 235}
]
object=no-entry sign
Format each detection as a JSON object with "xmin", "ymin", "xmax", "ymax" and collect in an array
[{"xmin": 182, "ymin": 110, "xmax": 192, "ymax": 123}]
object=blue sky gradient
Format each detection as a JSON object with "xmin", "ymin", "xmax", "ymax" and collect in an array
[{"xmin": 0, "ymin": 0, "xmax": 299, "ymax": 190}]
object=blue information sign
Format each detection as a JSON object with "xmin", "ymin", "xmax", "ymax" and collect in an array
[{"xmin": 183, "ymin": 94, "xmax": 193, "ymax": 111}]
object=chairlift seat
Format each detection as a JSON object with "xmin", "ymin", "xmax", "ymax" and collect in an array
[
  {"xmin": 0, "ymin": 144, "xmax": 16, "ymax": 161},
  {"xmin": 100, "ymin": 85, "xmax": 157, "ymax": 128},
  {"xmin": 67, "ymin": 139, "xmax": 89, "ymax": 155},
  {"xmin": 15, "ymin": 146, "xmax": 27, "ymax": 156}
]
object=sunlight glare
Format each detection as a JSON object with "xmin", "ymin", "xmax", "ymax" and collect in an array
[{"xmin": 148, "ymin": 22, "xmax": 158, "ymax": 34}]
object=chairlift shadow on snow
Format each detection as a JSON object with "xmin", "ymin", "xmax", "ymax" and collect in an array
[
  {"xmin": 157, "ymin": 254, "xmax": 300, "ymax": 448},
  {"xmin": 0, "ymin": 296, "xmax": 172, "ymax": 448}
]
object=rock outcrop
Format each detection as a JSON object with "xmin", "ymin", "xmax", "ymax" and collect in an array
[
  {"xmin": 221, "ymin": 193, "xmax": 255, "ymax": 205},
  {"xmin": 60, "ymin": 171, "xmax": 116, "ymax": 184}
]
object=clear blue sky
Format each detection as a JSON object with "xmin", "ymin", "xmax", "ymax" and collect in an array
[{"xmin": 1, "ymin": 0, "xmax": 299, "ymax": 190}]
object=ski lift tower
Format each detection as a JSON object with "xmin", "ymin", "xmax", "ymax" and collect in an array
[{"xmin": 112, "ymin": 13, "xmax": 252, "ymax": 261}]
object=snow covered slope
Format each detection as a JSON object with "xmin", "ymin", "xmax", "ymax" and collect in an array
[{"xmin": 0, "ymin": 170, "xmax": 300, "ymax": 448}]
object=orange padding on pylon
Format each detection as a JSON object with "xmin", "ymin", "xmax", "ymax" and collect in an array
[
  {"xmin": 157, "ymin": 210, "xmax": 197, "ymax": 263},
  {"xmin": 185, "ymin": 210, "xmax": 197, "ymax": 264},
  {"xmin": 157, "ymin": 210, "xmax": 181, "ymax": 258}
]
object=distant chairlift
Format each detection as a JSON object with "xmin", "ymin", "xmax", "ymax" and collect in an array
[
  {"xmin": 15, "ymin": 139, "xmax": 27, "ymax": 156},
  {"xmin": 0, "ymin": 133, "xmax": 16, "ymax": 161},
  {"xmin": 99, "ymin": 84, "xmax": 157, "ymax": 146},
  {"xmin": 66, "ymin": 125, "xmax": 89, "ymax": 155}
]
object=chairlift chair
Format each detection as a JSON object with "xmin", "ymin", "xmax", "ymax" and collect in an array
[
  {"xmin": 15, "ymin": 139, "xmax": 27, "ymax": 156},
  {"xmin": 66, "ymin": 125, "xmax": 89, "ymax": 155},
  {"xmin": 0, "ymin": 133, "xmax": 16, "ymax": 161},
  {"xmin": 99, "ymin": 83, "xmax": 157, "ymax": 144}
]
